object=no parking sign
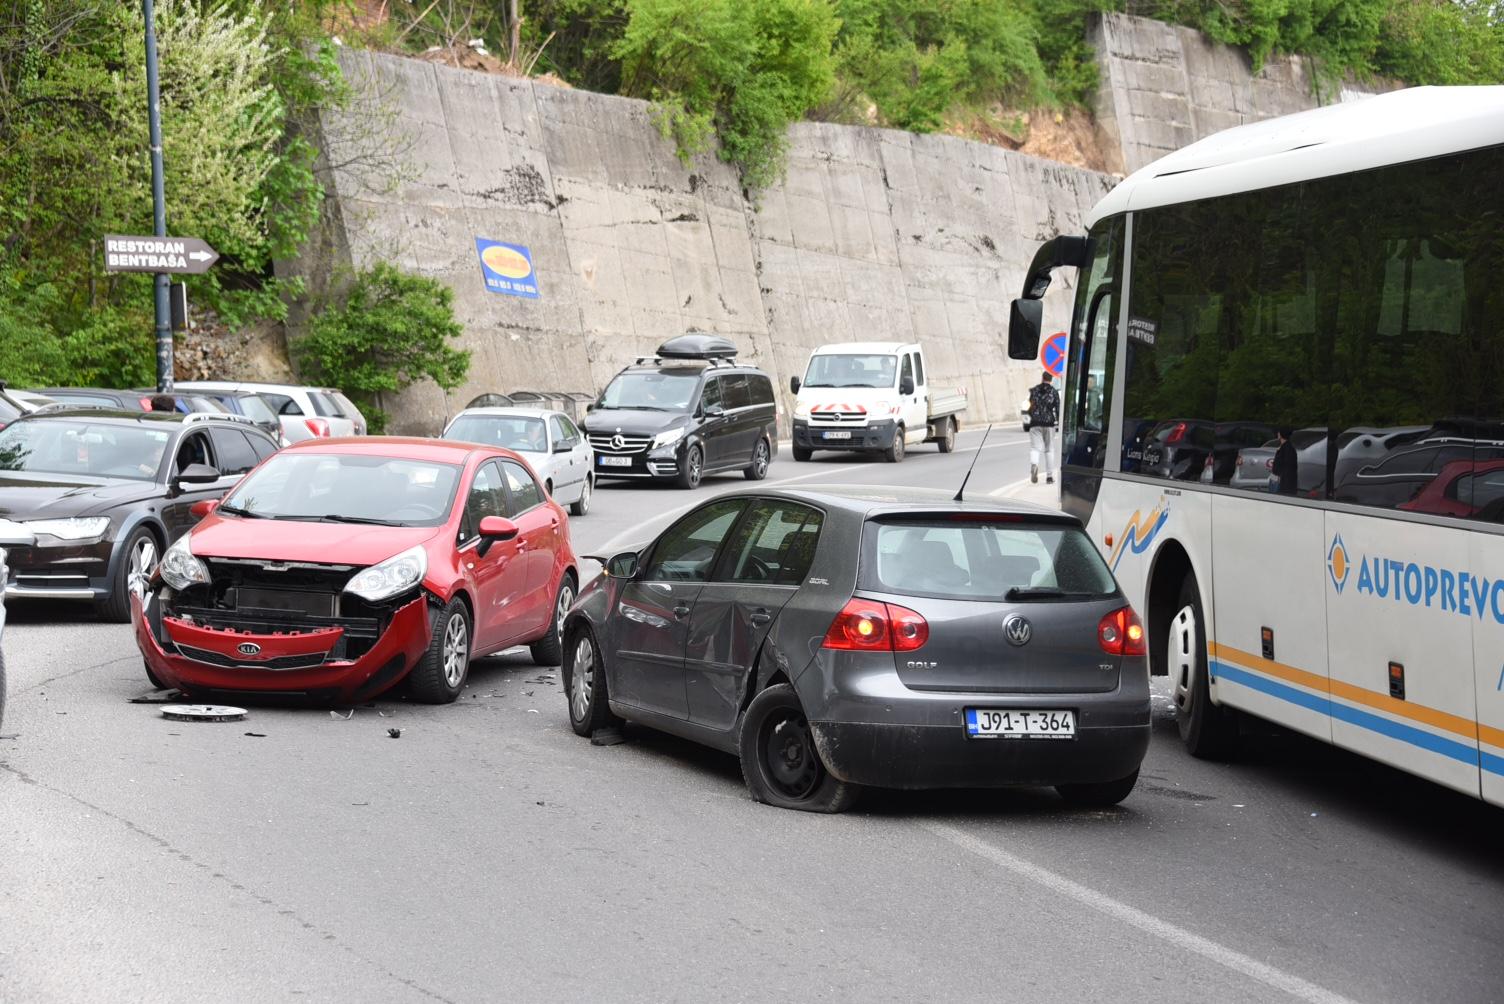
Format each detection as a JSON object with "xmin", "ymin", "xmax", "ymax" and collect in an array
[{"xmin": 1041, "ymin": 331, "xmax": 1068, "ymax": 379}]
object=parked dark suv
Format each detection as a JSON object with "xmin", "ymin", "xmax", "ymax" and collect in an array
[{"xmin": 581, "ymin": 335, "xmax": 777, "ymax": 489}]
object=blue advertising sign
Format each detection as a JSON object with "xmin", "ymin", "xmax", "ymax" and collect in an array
[{"xmin": 475, "ymin": 238, "xmax": 540, "ymax": 298}]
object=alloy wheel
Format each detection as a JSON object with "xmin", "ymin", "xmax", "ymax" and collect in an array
[
  {"xmin": 753, "ymin": 441, "xmax": 769, "ymax": 477},
  {"xmin": 571, "ymin": 634, "xmax": 595, "ymax": 722},
  {"xmin": 761, "ymin": 709, "xmax": 822, "ymax": 800},
  {"xmin": 442, "ymin": 612, "xmax": 469, "ymax": 688},
  {"xmin": 1169, "ymin": 603, "xmax": 1197, "ymax": 715},
  {"xmin": 556, "ymin": 580, "xmax": 575, "ymax": 642},
  {"xmin": 578, "ymin": 478, "xmax": 591, "ymax": 513},
  {"xmin": 687, "ymin": 448, "xmax": 702, "ymax": 486},
  {"xmin": 127, "ymin": 536, "xmax": 158, "ymax": 598}
]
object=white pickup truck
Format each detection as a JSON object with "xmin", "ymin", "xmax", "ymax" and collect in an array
[{"xmin": 789, "ymin": 342, "xmax": 967, "ymax": 463}]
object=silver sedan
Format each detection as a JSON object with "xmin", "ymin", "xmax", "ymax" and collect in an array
[{"xmin": 441, "ymin": 407, "xmax": 595, "ymax": 515}]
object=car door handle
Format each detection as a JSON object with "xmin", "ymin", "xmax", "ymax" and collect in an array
[
  {"xmin": 673, "ymin": 603, "xmax": 692, "ymax": 619},
  {"xmin": 750, "ymin": 609, "xmax": 773, "ymax": 626}
]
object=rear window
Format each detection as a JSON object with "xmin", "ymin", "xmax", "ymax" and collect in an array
[
  {"xmin": 308, "ymin": 392, "xmax": 340, "ymax": 417},
  {"xmin": 861, "ymin": 518, "xmax": 1117, "ymax": 601}
]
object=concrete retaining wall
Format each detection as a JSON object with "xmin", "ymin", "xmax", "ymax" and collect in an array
[{"xmin": 289, "ymin": 50, "xmax": 1113, "ymax": 435}]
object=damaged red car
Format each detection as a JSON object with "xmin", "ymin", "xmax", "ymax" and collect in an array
[{"xmin": 133, "ymin": 438, "xmax": 579, "ymax": 704}]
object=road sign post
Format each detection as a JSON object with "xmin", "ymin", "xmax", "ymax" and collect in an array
[{"xmin": 143, "ymin": 0, "xmax": 172, "ymax": 393}]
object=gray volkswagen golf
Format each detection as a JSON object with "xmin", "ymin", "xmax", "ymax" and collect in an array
[{"xmin": 562, "ymin": 486, "xmax": 1150, "ymax": 812}]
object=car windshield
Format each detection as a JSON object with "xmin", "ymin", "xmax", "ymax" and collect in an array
[
  {"xmin": 444, "ymin": 415, "xmax": 548, "ymax": 452},
  {"xmin": 220, "ymin": 453, "xmax": 461, "ymax": 526},
  {"xmin": 861, "ymin": 518, "xmax": 1117, "ymax": 601},
  {"xmin": 598, "ymin": 371, "xmax": 700, "ymax": 411},
  {"xmin": 803, "ymin": 354, "xmax": 896, "ymax": 389},
  {"xmin": 234, "ymin": 395, "xmax": 277, "ymax": 425},
  {"xmin": 0, "ymin": 419, "xmax": 170, "ymax": 481}
]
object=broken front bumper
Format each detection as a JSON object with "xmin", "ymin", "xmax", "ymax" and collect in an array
[{"xmin": 133, "ymin": 590, "xmax": 432, "ymax": 703}]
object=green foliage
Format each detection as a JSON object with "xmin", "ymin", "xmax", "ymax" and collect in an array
[
  {"xmin": 614, "ymin": 0, "xmax": 840, "ymax": 190},
  {"xmin": 294, "ymin": 263, "xmax": 471, "ymax": 433}
]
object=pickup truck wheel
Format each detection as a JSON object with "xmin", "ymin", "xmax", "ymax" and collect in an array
[
  {"xmin": 792, "ymin": 446, "xmax": 812, "ymax": 463},
  {"xmin": 884, "ymin": 428, "xmax": 905, "ymax": 463},
  {"xmin": 936, "ymin": 417, "xmax": 956, "ymax": 453}
]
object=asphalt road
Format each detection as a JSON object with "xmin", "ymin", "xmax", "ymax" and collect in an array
[{"xmin": 3, "ymin": 429, "xmax": 1501, "ymax": 1003}]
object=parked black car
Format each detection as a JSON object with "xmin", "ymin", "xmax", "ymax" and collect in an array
[
  {"xmin": 581, "ymin": 335, "xmax": 777, "ymax": 489},
  {"xmin": 562, "ymin": 486, "xmax": 1150, "ymax": 812},
  {"xmin": 39, "ymin": 387, "xmax": 223, "ymax": 415},
  {"xmin": 0, "ymin": 410, "xmax": 278, "ymax": 621}
]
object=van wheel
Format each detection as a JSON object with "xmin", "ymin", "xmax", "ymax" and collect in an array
[
  {"xmin": 1058, "ymin": 769, "xmax": 1139, "ymax": 807},
  {"xmin": 739, "ymin": 685, "xmax": 860, "ymax": 813},
  {"xmin": 744, "ymin": 438, "xmax": 771, "ymax": 481},
  {"xmin": 1168, "ymin": 575, "xmax": 1239, "ymax": 759},
  {"xmin": 792, "ymin": 446, "xmax": 812, "ymax": 462},
  {"xmin": 884, "ymin": 428, "xmax": 905, "ymax": 463},
  {"xmin": 936, "ymin": 418, "xmax": 956, "ymax": 453},
  {"xmin": 676, "ymin": 445, "xmax": 703, "ymax": 489}
]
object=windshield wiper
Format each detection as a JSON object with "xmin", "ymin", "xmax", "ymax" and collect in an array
[
  {"xmin": 320, "ymin": 513, "xmax": 404, "ymax": 527},
  {"xmin": 1005, "ymin": 586, "xmax": 1066, "ymax": 600},
  {"xmin": 802, "ymin": 382, "xmax": 835, "ymax": 388},
  {"xmin": 215, "ymin": 503, "xmax": 263, "ymax": 518}
]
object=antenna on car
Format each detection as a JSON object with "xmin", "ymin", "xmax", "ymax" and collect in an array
[{"xmin": 953, "ymin": 424, "xmax": 993, "ymax": 502}]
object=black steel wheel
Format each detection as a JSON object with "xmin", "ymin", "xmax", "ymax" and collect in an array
[{"xmin": 739, "ymin": 684, "xmax": 859, "ymax": 813}]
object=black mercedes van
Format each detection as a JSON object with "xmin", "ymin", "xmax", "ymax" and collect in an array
[{"xmin": 582, "ymin": 335, "xmax": 778, "ymax": 489}]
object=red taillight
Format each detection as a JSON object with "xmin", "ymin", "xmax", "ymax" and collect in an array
[
  {"xmin": 1098, "ymin": 606, "xmax": 1146, "ymax": 657},
  {"xmin": 1166, "ymin": 422, "xmax": 1187, "ymax": 444},
  {"xmin": 305, "ymin": 418, "xmax": 331, "ymax": 438},
  {"xmin": 823, "ymin": 598, "xmax": 928, "ymax": 652}
]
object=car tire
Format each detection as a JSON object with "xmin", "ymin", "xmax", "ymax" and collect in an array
[
  {"xmin": 1057, "ymin": 769, "xmax": 1139, "ymax": 807},
  {"xmin": 792, "ymin": 446, "xmax": 812, "ymax": 463},
  {"xmin": 97, "ymin": 526, "xmax": 159, "ymax": 624},
  {"xmin": 143, "ymin": 659, "xmax": 166, "ymax": 690},
  {"xmin": 0, "ymin": 649, "xmax": 6, "ymax": 734},
  {"xmin": 676, "ymin": 444, "xmax": 703, "ymax": 489},
  {"xmin": 884, "ymin": 428, "xmax": 905, "ymax": 464},
  {"xmin": 406, "ymin": 598, "xmax": 471, "ymax": 704},
  {"xmin": 1169, "ymin": 575, "xmax": 1239, "ymax": 759},
  {"xmin": 743, "ymin": 438, "xmax": 771, "ymax": 481},
  {"xmin": 564, "ymin": 625, "xmax": 619, "ymax": 737},
  {"xmin": 936, "ymin": 418, "xmax": 956, "ymax": 453},
  {"xmin": 739, "ymin": 684, "xmax": 860, "ymax": 813},
  {"xmin": 570, "ymin": 477, "xmax": 592, "ymax": 517},
  {"xmin": 529, "ymin": 573, "xmax": 576, "ymax": 666}
]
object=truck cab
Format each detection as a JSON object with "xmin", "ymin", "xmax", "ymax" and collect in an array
[{"xmin": 789, "ymin": 342, "xmax": 965, "ymax": 464}]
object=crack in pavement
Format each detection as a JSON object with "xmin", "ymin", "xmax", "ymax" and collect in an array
[
  {"xmin": 18, "ymin": 653, "xmax": 139, "ymax": 696},
  {"xmin": 0, "ymin": 763, "xmax": 457, "ymax": 1004}
]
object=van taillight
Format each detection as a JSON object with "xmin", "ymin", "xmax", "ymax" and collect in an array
[
  {"xmin": 305, "ymin": 418, "xmax": 331, "ymax": 437},
  {"xmin": 823, "ymin": 599, "xmax": 928, "ymax": 652},
  {"xmin": 1098, "ymin": 606, "xmax": 1145, "ymax": 657},
  {"xmin": 1166, "ymin": 422, "xmax": 1187, "ymax": 444}
]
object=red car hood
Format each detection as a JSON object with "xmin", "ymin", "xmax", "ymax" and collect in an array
[{"xmin": 187, "ymin": 515, "xmax": 440, "ymax": 566}]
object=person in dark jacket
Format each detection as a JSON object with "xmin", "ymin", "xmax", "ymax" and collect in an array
[
  {"xmin": 1027, "ymin": 371, "xmax": 1060, "ymax": 485},
  {"xmin": 1271, "ymin": 428, "xmax": 1298, "ymax": 495}
]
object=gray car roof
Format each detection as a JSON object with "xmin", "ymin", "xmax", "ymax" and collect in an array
[{"xmin": 732, "ymin": 483, "xmax": 1079, "ymax": 523}]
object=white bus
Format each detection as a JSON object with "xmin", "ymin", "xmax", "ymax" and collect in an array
[{"xmin": 1008, "ymin": 86, "xmax": 1504, "ymax": 805}]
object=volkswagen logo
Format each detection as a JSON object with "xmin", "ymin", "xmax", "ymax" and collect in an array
[
  {"xmin": 1002, "ymin": 615, "xmax": 1032, "ymax": 647},
  {"xmin": 236, "ymin": 642, "xmax": 262, "ymax": 657},
  {"xmin": 610, "ymin": 434, "xmax": 626, "ymax": 450}
]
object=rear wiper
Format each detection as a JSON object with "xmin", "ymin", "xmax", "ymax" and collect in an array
[
  {"xmin": 320, "ymin": 513, "xmax": 404, "ymax": 526},
  {"xmin": 1006, "ymin": 586, "xmax": 1065, "ymax": 600},
  {"xmin": 216, "ymin": 504, "xmax": 263, "ymax": 518}
]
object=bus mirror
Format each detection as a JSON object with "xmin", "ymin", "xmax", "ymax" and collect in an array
[{"xmin": 1009, "ymin": 299, "xmax": 1043, "ymax": 360}]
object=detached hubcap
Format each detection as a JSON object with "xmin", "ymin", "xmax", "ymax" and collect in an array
[
  {"xmin": 127, "ymin": 537, "xmax": 157, "ymax": 598},
  {"xmin": 571, "ymin": 635, "xmax": 595, "ymax": 721},
  {"xmin": 442, "ymin": 613, "xmax": 468, "ymax": 687}
]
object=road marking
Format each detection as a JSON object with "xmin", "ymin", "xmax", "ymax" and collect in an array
[
  {"xmin": 920, "ymin": 821, "xmax": 1358, "ymax": 1004},
  {"xmin": 988, "ymin": 477, "xmax": 1033, "ymax": 497}
]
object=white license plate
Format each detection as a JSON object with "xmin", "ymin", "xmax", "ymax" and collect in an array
[
  {"xmin": 964, "ymin": 708, "xmax": 1075, "ymax": 739},
  {"xmin": 823, "ymin": 430, "xmax": 852, "ymax": 440},
  {"xmin": 599, "ymin": 455, "xmax": 632, "ymax": 467}
]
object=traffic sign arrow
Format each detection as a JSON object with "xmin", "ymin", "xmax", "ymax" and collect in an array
[{"xmin": 103, "ymin": 235, "xmax": 219, "ymax": 275}]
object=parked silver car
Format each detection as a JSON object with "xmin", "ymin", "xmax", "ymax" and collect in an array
[{"xmin": 442, "ymin": 407, "xmax": 595, "ymax": 515}]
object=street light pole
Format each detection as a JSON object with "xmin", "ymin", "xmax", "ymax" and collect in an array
[{"xmin": 143, "ymin": 0, "xmax": 172, "ymax": 393}]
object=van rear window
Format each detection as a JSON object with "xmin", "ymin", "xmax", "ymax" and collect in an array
[{"xmin": 860, "ymin": 518, "xmax": 1117, "ymax": 601}]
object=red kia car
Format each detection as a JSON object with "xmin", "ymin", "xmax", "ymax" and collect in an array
[{"xmin": 133, "ymin": 438, "xmax": 579, "ymax": 704}]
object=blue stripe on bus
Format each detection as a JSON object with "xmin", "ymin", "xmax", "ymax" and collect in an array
[{"xmin": 1210, "ymin": 659, "xmax": 1493, "ymax": 774}]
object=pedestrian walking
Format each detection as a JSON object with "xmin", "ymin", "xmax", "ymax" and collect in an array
[
  {"xmin": 1271, "ymin": 427, "xmax": 1298, "ymax": 495},
  {"xmin": 1027, "ymin": 371, "xmax": 1059, "ymax": 484}
]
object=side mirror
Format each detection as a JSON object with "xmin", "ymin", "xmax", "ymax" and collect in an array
[
  {"xmin": 789, "ymin": 376, "xmax": 801, "ymax": 394},
  {"xmin": 177, "ymin": 463, "xmax": 221, "ymax": 486},
  {"xmin": 190, "ymin": 498, "xmax": 219, "ymax": 519},
  {"xmin": 478, "ymin": 515, "xmax": 519, "ymax": 541},
  {"xmin": 704, "ymin": 404, "xmax": 724, "ymax": 418},
  {"xmin": 553, "ymin": 438, "xmax": 573, "ymax": 453},
  {"xmin": 605, "ymin": 551, "xmax": 639, "ymax": 579},
  {"xmin": 899, "ymin": 375, "xmax": 915, "ymax": 396},
  {"xmin": 1009, "ymin": 298, "xmax": 1043, "ymax": 360},
  {"xmin": 585, "ymin": 401, "xmax": 598, "ymax": 413}
]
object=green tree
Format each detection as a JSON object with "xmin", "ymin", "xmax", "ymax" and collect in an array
[{"xmin": 294, "ymin": 263, "xmax": 471, "ymax": 433}]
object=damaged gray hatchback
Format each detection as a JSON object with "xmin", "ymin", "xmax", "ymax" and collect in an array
[{"xmin": 562, "ymin": 486, "xmax": 1150, "ymax": 812}]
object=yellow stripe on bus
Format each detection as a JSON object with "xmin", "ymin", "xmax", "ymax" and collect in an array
[{"xmin": 1210, "ymin": 643, "xmax": 1503, "ymax": 748}]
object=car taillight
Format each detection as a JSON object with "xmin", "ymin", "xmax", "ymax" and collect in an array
[
  {"xmin": 1166, "ymin": 422, "xmax": 1187, "ymax": 444},
  {"xmin": 1098, "ymin": 606, "xmax": 1146, "ymax": 657},
  {"xmin": 305, "ymin": 418, "xmax": 331, "ymax": 437},
  {"xmin": 823, "ymin": 598, "xmax": 928, "ymax": 652}
]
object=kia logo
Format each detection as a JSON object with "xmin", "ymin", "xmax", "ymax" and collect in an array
[
  {"xmin": 237, "ymin": 642, "xmax": 262, "ymax": 657},
  {"xmin": 1003, "ymin": 615, "xmax": 1032, "ymax": 647}
]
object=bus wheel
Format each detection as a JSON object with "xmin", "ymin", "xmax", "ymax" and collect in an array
[{"xmin": 1169, "ymin": 575, "xmax": 1238, "ymax": 760}]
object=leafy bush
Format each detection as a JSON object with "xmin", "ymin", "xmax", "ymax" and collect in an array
[{"xmin": 294, "ymin": 263, "xmax": 470, "ymax": 433}]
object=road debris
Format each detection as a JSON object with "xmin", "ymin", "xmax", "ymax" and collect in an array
[
  {"xmin": 161, "ymin": 704, "xmax": 247, "ymax": 722},
  {"xmin": 330, "ymin": 709, "xmax": 354, "ymax": 721},
  {"xmin": 129, "ymin": 691, "xmax": 184, "ymax": 704},
  {"xmin": 244, "ymin": 732, "xmax": 267, "ymax": 738},
  {"xmin": 591, "ymin": 727, "xmax": 626, "ymax": 747},
  {"xmin": 387, "ymin": 727, "xmax": 402, "ymax": 738}
]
